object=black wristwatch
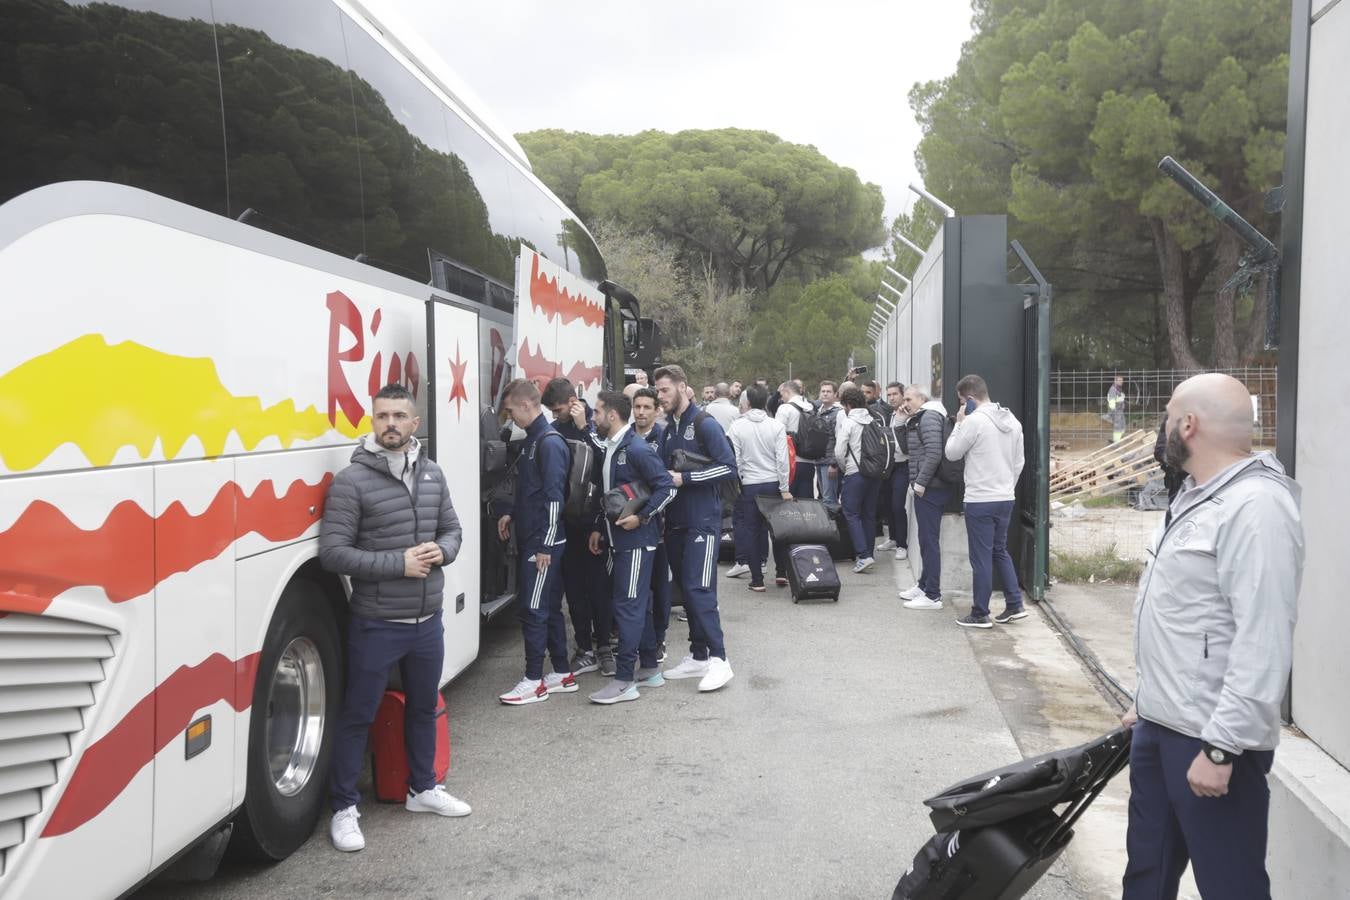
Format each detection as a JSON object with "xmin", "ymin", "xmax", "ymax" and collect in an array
[{"xmin": 1201, "ymin": 742, "xmax": 1234, "ymax": 766}]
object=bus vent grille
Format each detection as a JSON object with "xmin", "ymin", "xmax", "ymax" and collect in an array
[{"xmin": 0, "ymin": 614, "xmax": 116, "ymax": 877}]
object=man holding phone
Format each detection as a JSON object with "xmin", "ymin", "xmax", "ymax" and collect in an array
[{"xmin": 943, "ymin": 373, "xmax": 1025, "ymax": 629}]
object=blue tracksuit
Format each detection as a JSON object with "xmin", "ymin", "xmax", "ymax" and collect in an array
[
  {"xmin": 597, "ymin": 428, "xmax": 677, "ymax": 680},
  {"xmin": 659, "ymin": 403, "xmax": 737, "ymax": 661},
  {"xmin": 514, "ymin": 413, "xmax": 569, "ymax": 679},
  {"xmin": 550, "ymin": 410, "xmax": 611, "ymax": 653},
  {"xmin": 639, "ymin": 423, "xmax": 673, "ymax": 643}
]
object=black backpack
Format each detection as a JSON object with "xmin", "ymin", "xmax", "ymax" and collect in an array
[
  {"xmin": 691, "ymin": 410, "xmax": 741, "ymax": 510},
  {"xmin": 542, "ymin": 432, "xmax": 599, "ymax": 526},
  {"xmin": 796, "ymin": 406, "xmax": 835, "ymax": 460},
  {"xmin": 851, "ymin": 416, "xmax": 896, "ymax": 480}
]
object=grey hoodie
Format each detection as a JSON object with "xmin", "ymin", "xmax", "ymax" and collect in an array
[
  {"xmin": 1134, "ymin": 452, "xmax": 1304, "ymax": 753},
  {"xmin": 833, "ymin": 407, "xmax": 875, "ymax": 477},
  {"xmin": 944, "ymin": 403, "xmax": 1024, "ymax": 503},
  {"xmin": 727, "ymin": 409, "xmax": 790, "ymax": 491}
]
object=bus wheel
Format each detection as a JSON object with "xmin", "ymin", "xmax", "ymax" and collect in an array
[{"xmin": 230, "ymin": 579, "xmax": 341, "ymax": 861}]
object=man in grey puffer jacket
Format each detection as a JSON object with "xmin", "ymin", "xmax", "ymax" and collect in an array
[
  {"xmin": 898, "ymin": 386, "xmax": 954, "ymax": 608},
  {"xmin": 1121, "ymin": 373, "xmax": 1304, "ymax": 900},
  {"xmin": 320, "ymin": 384, "xmax": 469, "ymax": 853}
]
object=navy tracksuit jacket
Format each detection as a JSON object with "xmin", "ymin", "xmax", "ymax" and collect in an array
[
  {"xmin": 658, "ymin": 403, "xmax": 737, "ymax": 661},
  {"xmin": 514, "ymin": 412, "xmax": 569, "ymax": 679}
]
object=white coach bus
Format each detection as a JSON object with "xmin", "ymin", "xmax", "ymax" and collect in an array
[{"xmin": 0, "ymin": 1, "xmax": 637, "ymax": 895}]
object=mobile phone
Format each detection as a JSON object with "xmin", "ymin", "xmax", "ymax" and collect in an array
[
  {"xmin": 964, "ymin": 397, "xmax": 977, "ymax": 415},
  {"xmin": 853, "ymin": 365, "xmax": 869, "ymax": 376}
]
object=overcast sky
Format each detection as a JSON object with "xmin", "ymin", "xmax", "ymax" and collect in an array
[{"xmin": 391, "ymin": 0, "xmax": 974, "ymax": 232}]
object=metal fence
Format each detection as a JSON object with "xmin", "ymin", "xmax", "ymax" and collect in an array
[
  {"xmin": 1048, "ymin": 367, "xmax": 1278, "ymax": 570},
  {"xmin": 1049, "ymin": 367, "xmax": 1278, "ymax": 452}
]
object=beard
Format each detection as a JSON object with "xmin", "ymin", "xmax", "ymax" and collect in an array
[
  {"xmin": 594, "ymin": 417, "xmax": 612, "ymax": 439},
  {"xmin": 1164, "ymin": 426, "xmax": 1190, "ymax": 472}
]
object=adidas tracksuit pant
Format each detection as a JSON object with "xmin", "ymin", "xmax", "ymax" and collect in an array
[
  {"xmin": 517, "ymin": 546, "xmax": 569, "ymax": 680},
  {"xmin": 666, "ymin": 526, "xmax": 726, "ymax": 660},
  {"xmin": 608, "ymin": 546, "xmax": 659, "ymax": 682}
]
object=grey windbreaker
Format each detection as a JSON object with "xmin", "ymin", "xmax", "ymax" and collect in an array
[
  {"xmin": 1133, "ymin": 452, "xmax": 1304, "ymax": 753},
  {"xmin": 319, "ymin": 436, "xmax": 463, "ymax": 620}
]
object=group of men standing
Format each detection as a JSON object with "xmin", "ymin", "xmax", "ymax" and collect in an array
[{"xmin": 497, "ymin": 365, "xmax": 737, "ymax": 708}]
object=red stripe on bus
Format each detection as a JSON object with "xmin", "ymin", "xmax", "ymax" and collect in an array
[
  {"xmin": 529, "ymin": 254, "xmax": 603, "ymax": 328},
  {"xmin": 42, "ymin": 650, "xmax": 261, "ymax": 837},
  {"xmin": 0, "ymin": 475, "xmax": 332, "ymax": 611}
]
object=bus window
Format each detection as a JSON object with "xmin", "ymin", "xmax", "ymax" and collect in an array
[
  {"xmin": 0, "ymin": 0, "xmax": 225, "ymax": 213},
  {"xmin": 442, "ymin": 108, "xmax": 517, "ymax": 285},
  {"xmin": 340, "ymin": 13, "xmax": 459, "ymax": 283},
  {"xmin": 213, "ymin": 0, "xmax": 364, "ymax": 259}
]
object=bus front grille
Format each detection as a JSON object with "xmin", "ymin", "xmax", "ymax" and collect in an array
[{"xmin": 0, "ymin": 614, "xmax": 115, "ymax": 876}]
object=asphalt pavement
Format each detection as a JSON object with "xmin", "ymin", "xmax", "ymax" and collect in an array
[{"xmin": 140, "ymin": 552, "xmax": 1101, "ymax": 899}]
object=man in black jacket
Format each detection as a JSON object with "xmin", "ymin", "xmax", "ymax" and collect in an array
[
  {"xmin": 319, "ymin": 384, "xmax": 471, "ymax": 854},
  {"xmin": 898, "ymin": 385, "xmax": 954, "ymax": 610}
]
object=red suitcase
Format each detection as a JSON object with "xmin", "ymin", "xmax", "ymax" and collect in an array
[{"xmin": 371, "ymin": 690, "xmax": 451, "ymax": 803}]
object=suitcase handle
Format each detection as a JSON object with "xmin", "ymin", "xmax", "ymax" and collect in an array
[{"xmin": 1035, "ymin": 729, "xmax": 1132, "ymax": 853}]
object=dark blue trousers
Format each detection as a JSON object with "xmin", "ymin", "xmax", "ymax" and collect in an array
[
  {"xmin": 1124, "ymin": 720, "xmax": 1275, "ymax": 900},
  {"xmin": 841, "ymin": 472, "xmax": 879, "ymax": 561},
  {"xmin": 666, "ymin": 527, "xmax": 726, "ymax": 660},
  {"xmin": 650, "ymin": 540, "xmax": 672, "ymax": 644},
  {"xmin": 609, "ymin": 546, "xmax": 658, "ymax": 681},
  {"xmin": 562, "ymin": 526, "xmax": 611, "ymax": 652},
  {"xmin": 732, "ymin": 485, "xmax": 755, "ymax": 566},
  {"xmin": 790, "ymin": 461, "xmax": 816, "ymax": 499},
  {"xmin": 738, "ymin": 482, "xmax": 784, "ymax": 587},
  {"xmin": 914, "ymin": 483, "xmax": 950, "ymax": 599},
  {"xmin": 518, "ymin": 547, "xmax": 569, "ymax": 680},
  {"xmin": 965, "ymin": 499, "xmax": 1022, "ymax": 616},
  {"xmin": 888, "ymin": 462, "xmax": 910, "ymax": 546},
  {"xmin": 330, "ymin": 611, "xmax": 444, "ymax": 811}
]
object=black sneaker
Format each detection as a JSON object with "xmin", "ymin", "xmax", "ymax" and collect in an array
[
  {"xmin": 597, "ymin": 645, "xmax": 617, "ymax": 677},
  {"xmin": 656, "ymin": 641, "xmax": 668, "ymax": 664},
  {"xmin": 570, "ymin": 650, "xmax": 598, "ymax": 675},
  {"xmin": 956, "ymin": 614, "xmax": 993, "ymax": 630},
  {"xmin": 993, "ymin": 607, "xmax": 1029, "ymax": 625},
  {"xmin": 677, "ymin": 609, "xmax": 688, "ymax": 622}
]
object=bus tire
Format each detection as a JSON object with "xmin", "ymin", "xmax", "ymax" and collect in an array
[{"xmin": 230, "ymin": 578, "xmax": 342, "ymax": 861}]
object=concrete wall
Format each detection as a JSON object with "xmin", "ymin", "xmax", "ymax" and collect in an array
[{"xmin": 1290, "ymin": 0, "xmax": 1350, "ymax": 773}]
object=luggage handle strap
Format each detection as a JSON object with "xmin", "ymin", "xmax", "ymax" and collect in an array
[{"xmin": 1036, "ymin": 730, "xmax": 1132, "ymax": 852}]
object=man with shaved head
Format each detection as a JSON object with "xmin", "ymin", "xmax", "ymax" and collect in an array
[{"xmin": 1121, "ymin": 373, "xmax": 1304, "ymax": 900}]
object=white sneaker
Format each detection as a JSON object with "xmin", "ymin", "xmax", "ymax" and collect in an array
[
  {"xmin": 726, "ymin": 563, "xmax": 750, "ymax": 578},
  {"xmin": 330, "ymin": 806, "xmax": 364, "ymax": 852},
  {"xmin": 904, "ymin": 596, "xmax": 944, "ymax": 610},
  {"xmin": 698, "ymin": 657, "xmax": 734, "ymax": 692},
  {"xmin": 853, "ymin": 557, "xmax": 875, "ymax": 573},
  {"xmin": 543, "ymin": 672, "xmax": 578, "ymax": 694},
  {"xmin": 899, "ymin": 585, "xmax": 925, "ymax": 601},
  {"xmin": 876, "ymin": 539, "xmax": 898, "ymax": 551},
  {"xmin": 664, "ymin": 654, "xmax": 710, "ymax": 680},
  {"xmin": 894, "ymin": 547, "xmax": 908, "ymax": 560},
  {"xmin": 499, "ymin": 677, "xmax": 548, "ymax": 705},
  {"xmin": 406, "ymin": 785, "xmax": 472, "ymax": 817}
]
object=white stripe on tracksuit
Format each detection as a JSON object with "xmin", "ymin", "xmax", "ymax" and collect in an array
[
  {"xmin": 688, "ymin": 466, "xmax": 731, "ymax": 483},
  {"xmin": 701, "ymin": 534, "xmax": 715, "ymax": 588},
  {"xmin": 529, "ymin": 558, "xmax": 548, "ymax": 609},
  {"xmin": 649, "ymin": 488, "xmax": 678, "ymax": 516},
  {"xmin": 543, "ymin": 501, "xmax": 560, "ymax": 546},
  {"xmin": 628, "ymin": 549, "xmax": 642, "ymax": 599}
]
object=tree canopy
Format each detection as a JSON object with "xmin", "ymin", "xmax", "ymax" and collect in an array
[
  {"xmin": 905, "ymin": 0, "xmax": 1288, "ymax": 368},
  {"xmin": 519, "ymin": 128, "xmax": 885, "ymax": 294}
]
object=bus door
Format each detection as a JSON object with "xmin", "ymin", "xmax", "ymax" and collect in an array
[{"xmin": 427, "ymin": 298, "xmax": 482, "ymax": 684}]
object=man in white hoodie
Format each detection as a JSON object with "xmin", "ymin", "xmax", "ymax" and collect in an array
[
  {"xmin": 727, "ymin": 384, "xmax": 793, "ymax": 590},
  {"xmin": 943, "ymin": 374, "xmax": 1026, "ymax": 629},
  {"xmin": 775, "ymin": 380, "xmax": 818, "ymax": 499}
]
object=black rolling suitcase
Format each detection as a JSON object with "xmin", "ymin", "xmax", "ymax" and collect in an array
[
  {"xmin": 784, "ymin": 544, "xmax": 840, "ymax": 603},
  {"xmin": 821, "ymin": 501, "xmax": 856, "ymax": 560},
  {"xmin": 893, "ymin": 727, "xmax": 1132, "ymax": 900}
]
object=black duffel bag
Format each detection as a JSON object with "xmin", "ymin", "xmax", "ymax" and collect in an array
[
  {"xmin": 752, "ymin": 496, "xmax": 838, "ymax": 544},
  {"xmin": 601, "ymin": 481, "xmax": 650, "ymax": 522},
  {"xmin": 923, "ymin": 727, "xmax": 1132, "ymax": 832},
  {"xmin": 668, "ymin": 448, "xmax": 741, "ymax": 510}
]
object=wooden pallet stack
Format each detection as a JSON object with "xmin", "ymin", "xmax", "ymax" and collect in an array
[{"xmin": 1050, "ymin": 430, "xmax": 1161, "ymax": 503}]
